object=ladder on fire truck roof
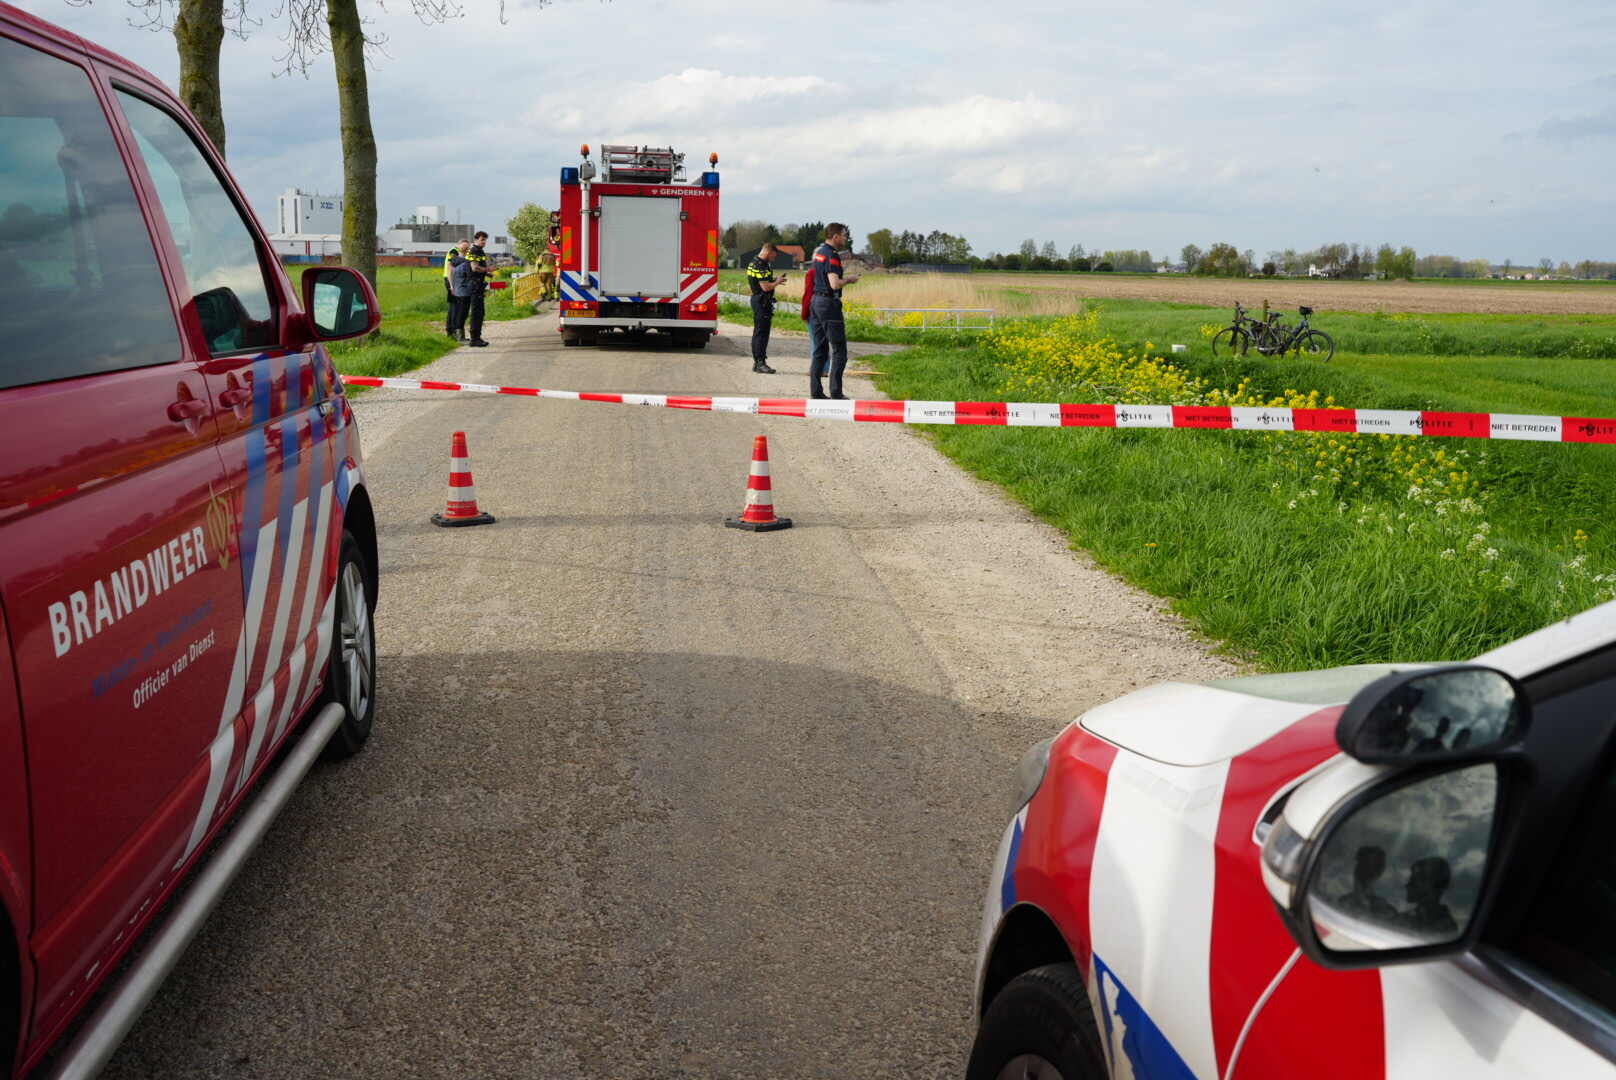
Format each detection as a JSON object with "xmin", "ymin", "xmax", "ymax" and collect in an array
[{"xmin": 600, "ymin": 144, "xmax": 686, "ymax": 183}]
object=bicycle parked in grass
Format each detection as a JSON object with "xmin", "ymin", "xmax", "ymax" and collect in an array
[
  {"xmin": 1211, "ymin": 303, "xmax": 1336, "ymax": 361},
  {"xmin": 1210, "ymin": 301, "xmax": 1264, "ymax": 357},
  {"xmin": 1257, "ymin": 306, "xmax": 1336, "ymax": 361}
]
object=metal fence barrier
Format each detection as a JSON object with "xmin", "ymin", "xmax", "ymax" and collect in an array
[
  {"xmin": 870, "ymin": 308, "xmax": 996, "ymax": 331},
  {"xmin": 511, "ymin": 271, "xmax": 543, "ymax": 306}
]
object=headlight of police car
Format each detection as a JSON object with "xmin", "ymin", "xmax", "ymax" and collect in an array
[{"xmin": 1013, "ymin": 736, "xmax": 1055, "ymax": 815}]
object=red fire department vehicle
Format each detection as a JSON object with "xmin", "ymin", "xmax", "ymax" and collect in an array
[
  {"xmin": 0, "ymin": 3, "xmax": 381, "ymax": 1075},
  {"xmin": 555, "ymin": 144, "xmax": 721, "ymax": 348}
]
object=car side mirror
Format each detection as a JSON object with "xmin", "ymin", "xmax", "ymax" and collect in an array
[
  {"xmin": 1261, "ymin": 756, "xmax": 1510, "ymax": 968},
  {"xmin": 300, "ymin": 266, "xmax": 381, "ymax": 341},
  {"xmin": 1337, "ymin": 665, "xmax": 1527, "ymax": 764}
]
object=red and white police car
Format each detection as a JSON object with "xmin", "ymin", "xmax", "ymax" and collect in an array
[
  {"xmin": 972, "ymin": 599, "xmax": 1616, "ymax": 1079},
  {"xmin": 0, "ymin": 4, "xmax": 381, "ymax": 1075}
]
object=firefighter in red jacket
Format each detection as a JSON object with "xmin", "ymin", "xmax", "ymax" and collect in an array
[{"xmin": 808, "ymin": 224, "xmax": 851, "ymax": 399}]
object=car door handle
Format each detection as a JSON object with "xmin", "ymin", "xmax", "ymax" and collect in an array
[
  {"xmin": 166, "ymin": 399, "xmax": 206, "ymax": 423},
  {"xmin": 217, "ymin": 387, "xmax": 252, "ymax": 408}
]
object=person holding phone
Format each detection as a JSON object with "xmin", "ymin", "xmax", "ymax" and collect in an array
[
  {"xmin": 745, "ymin": 241, "xmax": 786, "ymax": 374},
  {"xmin": 809, "ymin": 223, "xmax": 852, "ymax": 399}
]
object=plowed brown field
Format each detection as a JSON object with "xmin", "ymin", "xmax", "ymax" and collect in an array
[{"xmin": 969, "ymin": 272, "xmax": 1616, "ymax": 315}]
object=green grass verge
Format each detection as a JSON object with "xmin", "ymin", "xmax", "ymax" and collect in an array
[
  {"xmin": 283, "ymin": 264, "xmax": 535, "ymax": 384},
  {"xmin": 872, "ymin": 334, "xmax": 1616, "ymax": 672},
  {"xmin": 1097, "ymin": 297, "xmax": 1616, "ymax": 360}
]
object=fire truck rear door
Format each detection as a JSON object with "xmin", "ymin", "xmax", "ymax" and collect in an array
[{"xmin": 598, "ymin": 196, "xmax": 681, "ymax": 298}]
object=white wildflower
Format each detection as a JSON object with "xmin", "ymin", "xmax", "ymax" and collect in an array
[
  {"xmin": 1440, "ymin": 549, "xmax": 1456, "ymax": 559},
  {"xmin": 1484, "ymin": 547, "xmax": 1499, "ymax": 561}
]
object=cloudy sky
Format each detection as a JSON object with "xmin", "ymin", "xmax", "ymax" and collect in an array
[{"xmin": 37, "ymin": 0, "xmax": 1616, "ymax": 263}]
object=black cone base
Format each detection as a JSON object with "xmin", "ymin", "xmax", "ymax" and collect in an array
[
  {"xmin": 432, "ymin": 512, "xmax": 496, "ymax": 528},
  {"xmin": 724, "ymin": 515, "xmax": 792, "ymax": 532}
]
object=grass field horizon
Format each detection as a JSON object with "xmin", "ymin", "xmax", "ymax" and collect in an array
[
  {"xmin": 302, "ymin": 263, "xmax": 535, "ymax": 385},
  {"xmin": 785, "ymin": 274, "xmax": 1616, "ymax": 671},
  {"xmin": 723, "ymin": 267, "xmax": 1616, "ymax": 316}
]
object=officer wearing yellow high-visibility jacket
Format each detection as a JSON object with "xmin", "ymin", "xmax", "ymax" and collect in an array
[
  {"xmin": 443, "ymin": 241, "xmax": 459, "ymax": 339},
  {"xmin": 746, "ymin": 242, "xmax": 786, "ymax": 375}
]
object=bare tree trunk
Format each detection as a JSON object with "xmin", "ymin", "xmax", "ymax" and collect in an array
[
  {"xmin": 173, "ymin": 0, "xmax": 227, "ymax": 156},
  {"xmin": 326, "ymin": 0, "xmax": 377, "ymax": 289}
]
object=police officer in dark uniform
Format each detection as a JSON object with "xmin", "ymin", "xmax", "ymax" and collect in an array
[
  {"xmin": 464, "ymin": 230, "xmax": 492, "ymax": 347},
  {"xmin": 745, "ymin": 241, "xmax": 785, "ymax": 374},
  {"xmin": 809, "ymin": 223, "xmax": 852, "ymax": 399}
]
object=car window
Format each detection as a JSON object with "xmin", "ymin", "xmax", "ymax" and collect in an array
[
  {"xmin": 0, "ymin": 34, "xmax": 180, "ymax": 390},
  {"xmin": 1510, "ymin": 651, "xmax": 1616, "ymax": 1013},
  {"xmin": 114, "ymin": 90, "xmax": 277, "ymax": 355}
]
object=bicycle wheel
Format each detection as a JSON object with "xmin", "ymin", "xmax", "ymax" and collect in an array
[
  {"xmin": 1211, "ymin": 326, "xmax": 1250, "ymax": 357},
  {"xmin": 1294, "ymin": 329, "xmax": 1336, "ymax": 361},
  {"xmin": 1251, "ymin": 325, "xmax": 1283, "ymax": 356}
]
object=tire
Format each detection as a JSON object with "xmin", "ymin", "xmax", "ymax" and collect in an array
[
  {"xmin": 561, "ymin": 330, "xmax": 580, "ymax": 347},
  {"xmin": 966, "ymin": 963, "xmax": 1108, "ymax": 1080},
  {"xmin": 319, "ymin": 530, "xmax": 375, "ymax": 760},
  {"xmin": 1294, "ymin": 329, "xmax": 1335, "ymax": 361},
  {"xmin": 1210, "ymin": 326, "xmax": 1248, "ymax": 357}
]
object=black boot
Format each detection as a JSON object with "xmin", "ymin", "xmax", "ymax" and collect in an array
[
  {"xmin": 753, "ymin": 360, "xmax": 776, "ymax": 374},
  {"xmin": 809, "ymin": 383, "xmax": 827, "ymax": 399}
]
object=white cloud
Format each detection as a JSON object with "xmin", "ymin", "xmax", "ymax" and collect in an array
[
  {"xmin": 529, "ymin": 68, "xmax": 833, "ymax": 133},
  {"xmin": 39, "ymin": 0, "xmax": 1616, "ymax": 262}
]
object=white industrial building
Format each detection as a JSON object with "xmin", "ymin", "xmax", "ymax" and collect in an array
[
  {"xmin": 269, "ymin": 194, "xmax": 513, "ymax": 260},
  {"xmin": 277, "ymin": 187, "xmax": 344, "ymax": 234}
]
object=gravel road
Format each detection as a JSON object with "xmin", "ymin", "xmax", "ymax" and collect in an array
[{"xmin": 101, "ymin": 313, "xmax": 1233, "ymax": 1079}]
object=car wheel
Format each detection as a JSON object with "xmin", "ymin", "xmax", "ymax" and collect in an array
[
  {"xmin": 966, "ymin": 964, "xmax": 1107, "ymax": 1080},
  {"xmin": 319, "ymin": 529, "xmax": 375, "ymax": 759}
]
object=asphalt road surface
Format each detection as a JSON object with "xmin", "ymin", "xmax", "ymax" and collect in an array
[{"xmin": 101, "ymin": 314, "xmax": 1232, "ymax": 1079}]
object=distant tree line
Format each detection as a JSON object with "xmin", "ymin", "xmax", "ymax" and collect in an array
[
  {"xmin": 723, "ymin": 220, "xmax": 1616, "ymax": 280},
  {"xmin": 974, "ymin": 241, "xmax": 1155, "ymax": 273},
  {"xmin": 865, "ymin": 228, "xmax": 972, "ymax": 265},
  {"xmin": 722, "ymin": 221, "xmax": 974, "ymax": 267}
]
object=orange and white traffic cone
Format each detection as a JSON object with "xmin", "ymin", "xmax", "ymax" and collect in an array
[
  {"xmin": 430, "ymin": 430, "xmax": 496, "ymax": 527},
  {"xmin": 724, "ymin": 434, "xmax": 792, "ymax": 532}
]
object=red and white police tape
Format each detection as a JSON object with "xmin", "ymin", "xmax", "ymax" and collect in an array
[{"xmin": 337, "ymin": 375, "xmax": 1616, "ymax": 444}]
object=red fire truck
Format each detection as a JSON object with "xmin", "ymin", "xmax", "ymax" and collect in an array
[{"xmin": 555, "ymin": 144, "xmax": 721, "ymax": 348}]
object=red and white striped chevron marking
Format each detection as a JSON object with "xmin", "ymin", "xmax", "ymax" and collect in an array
[
  {"xmin": 338, "ymin": 376, "xmax": 1616, "ymax": 444},
  {"xmin": 679, "ymin": 269, "xmax": 718, "ymax": 306}
]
